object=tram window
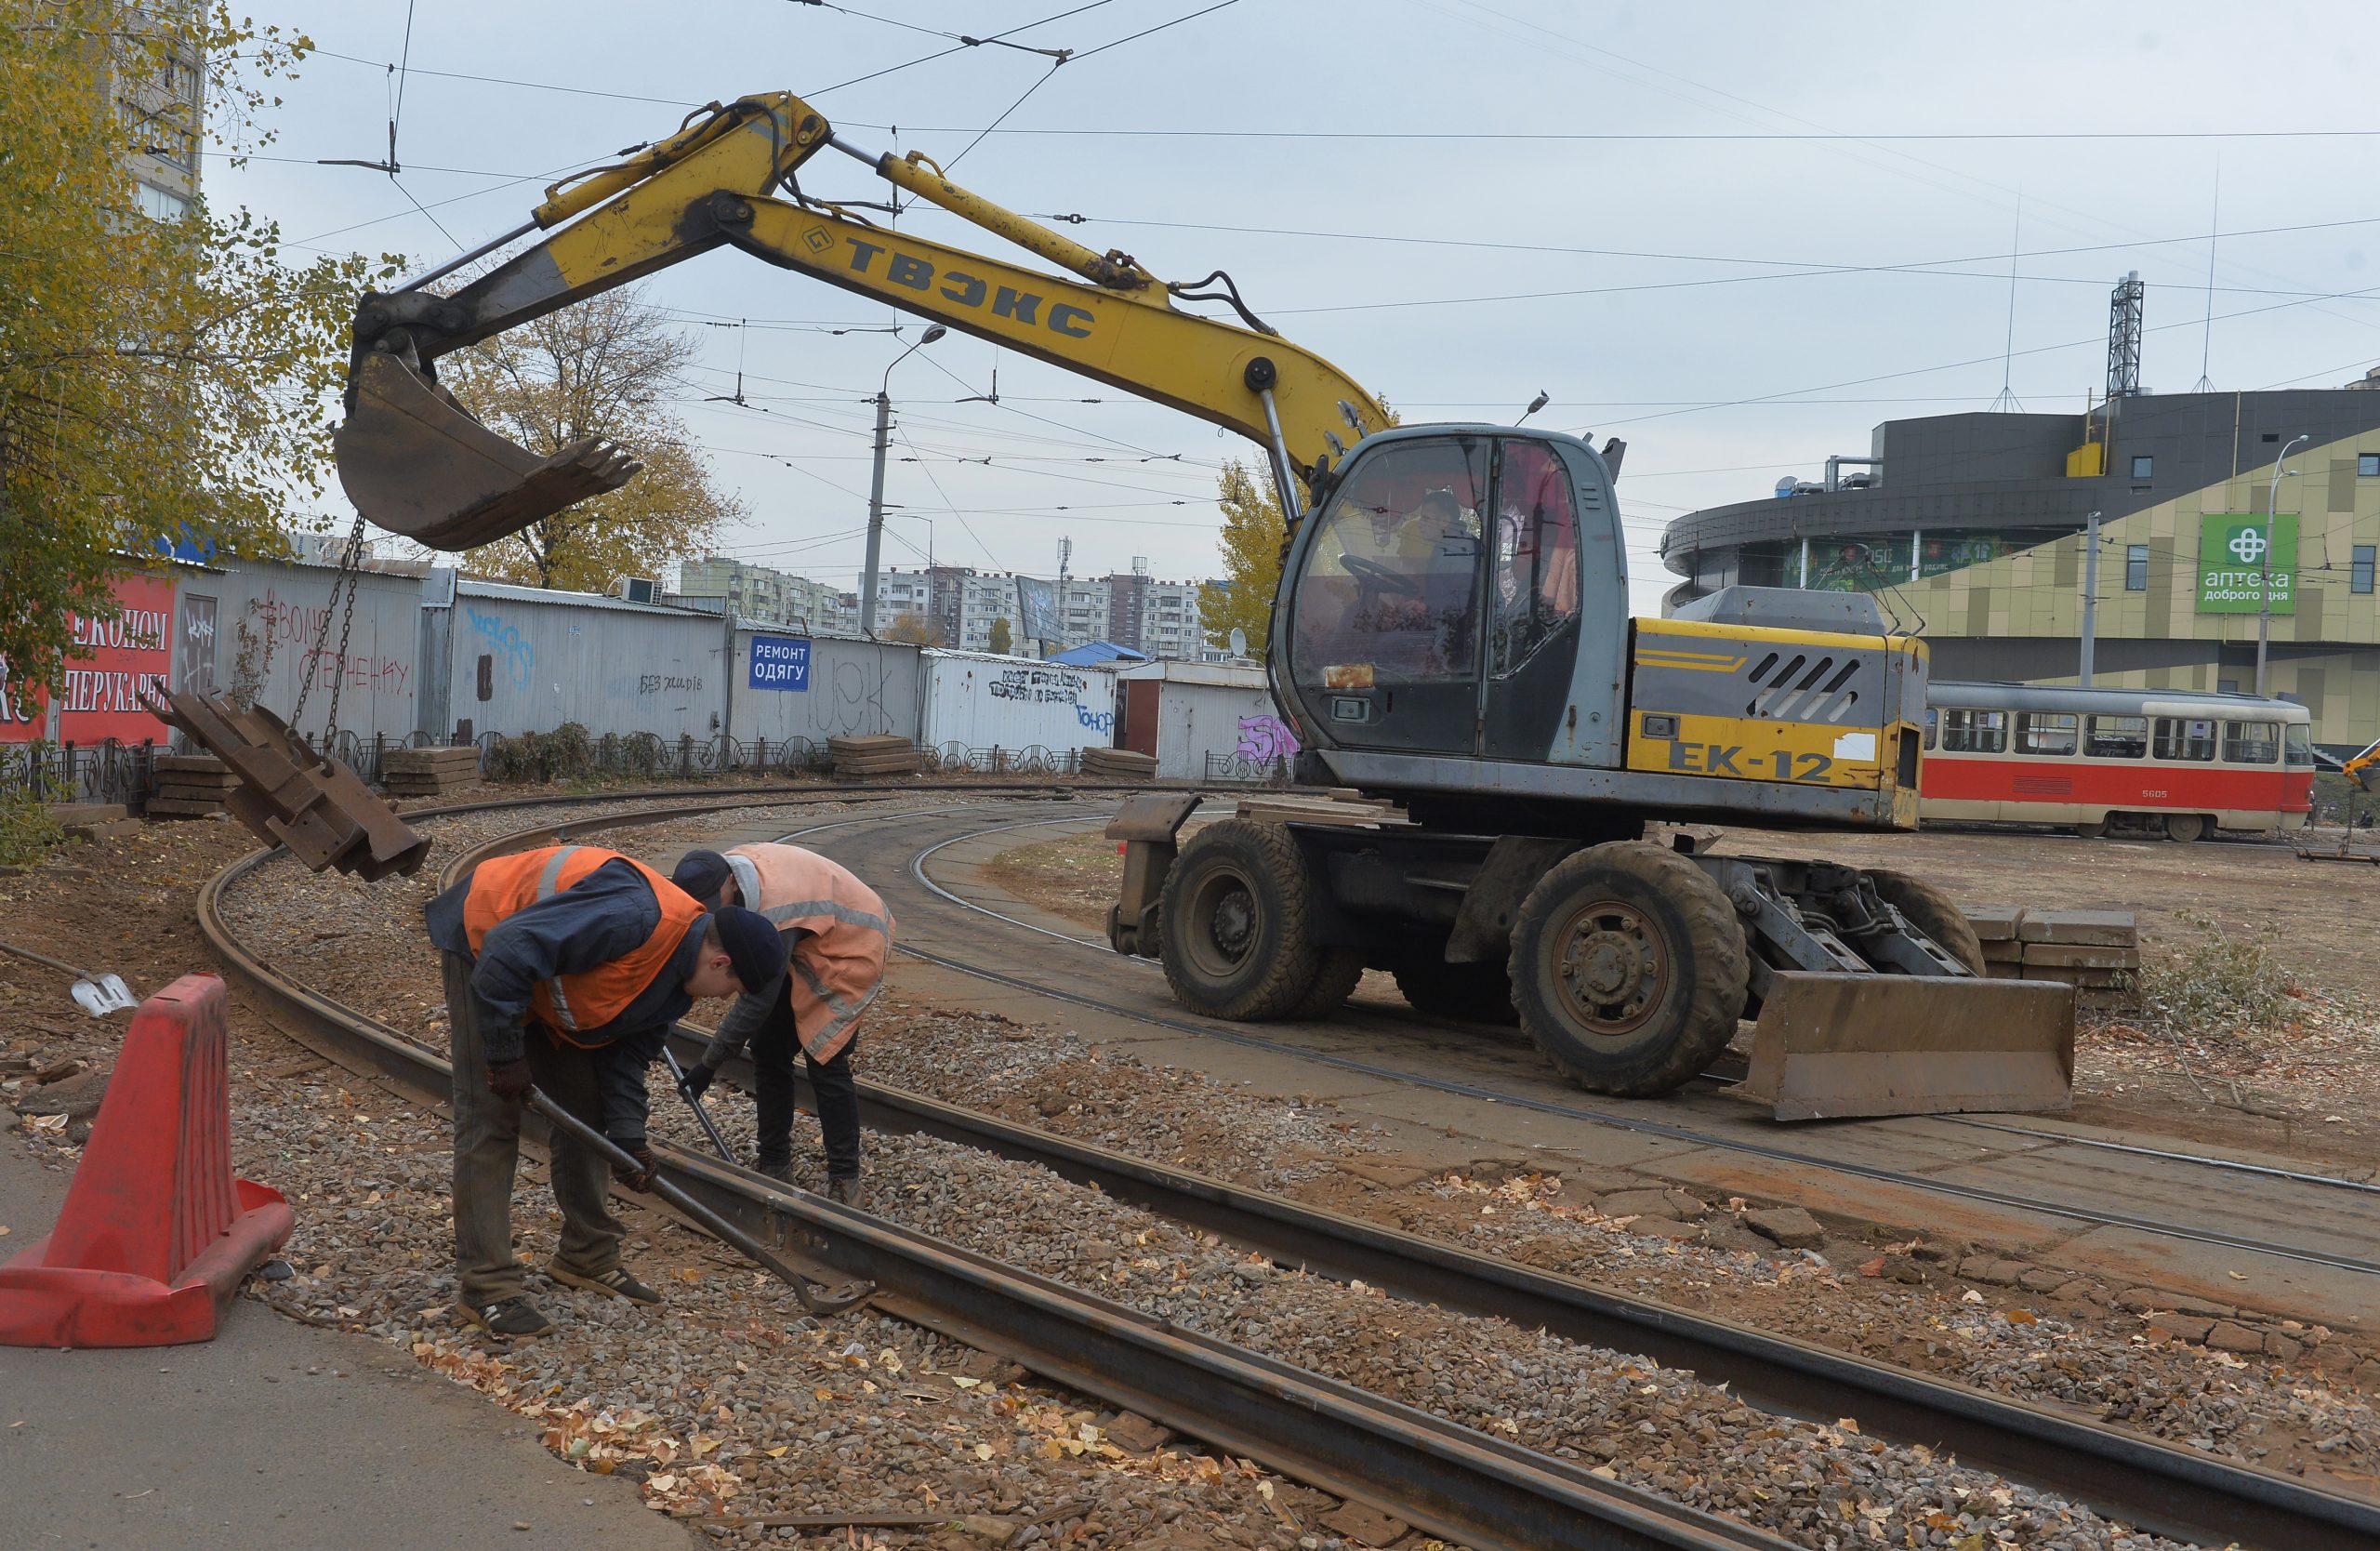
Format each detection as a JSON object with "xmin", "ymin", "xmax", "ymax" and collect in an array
[
  {"xmin": 2285, "ymin": 724, "xmax": 2316, "ymax": 768},
  {"xmin": 1939, "ymin": 709, "xmax": 2006, "ymax": 753},
  {"xmin": 2085, "ymin": 714, "xmax": 2148, "ymax": 759},
  {"xmin": 2016, "ymin": 712, "xmax": 2078, "ymax": 756},
  {"xmin": 2223, "ymin": 721, "xmax": 2280, "ymax": 764},
  {"xmin": 2153, "ymin": 717, "xmax": 2217, "ymax": 762}
]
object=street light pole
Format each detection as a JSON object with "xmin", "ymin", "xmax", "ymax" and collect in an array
[
  {"xmin": 858, "ymin": 326, "xmax": 945, "ymax": 637},
  {"xmin": 2256, "ymin": 432, "xmax": 2307, "ymax": 696}
]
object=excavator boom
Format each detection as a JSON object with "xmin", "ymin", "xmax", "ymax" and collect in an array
[{"xmin": 334, "ymin": 91, "xmax": 1386, "ymax": 550}]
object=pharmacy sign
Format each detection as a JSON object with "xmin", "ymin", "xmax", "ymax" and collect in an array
[{"xmin": 2197, "ymin": 514, "xmax": 2294, "ymax": 614}]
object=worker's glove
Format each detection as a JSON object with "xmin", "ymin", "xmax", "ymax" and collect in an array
[
  {"xmin": 486, "ymin": 1057, "xmax": 534, "ymax": 1101},
  {"xmin": 612, "ymin": 1142, "xmax": 657, "ymax": 1193},
  {"xmin": 680, "ymin": 1061, "xmax": 717, "ymax": 1101}
]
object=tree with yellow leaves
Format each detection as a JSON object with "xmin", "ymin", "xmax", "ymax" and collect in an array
[
  {"xmin": 1196, "ymin": 459, "xmax": 1283, "ymax": 656},
  {"xmin": 437, "ymin": 286, "xmax": 744, "ymax": 590},
  {"xmin": 0, "ymin": 2, "xmax": 396, "ymax": 695}
]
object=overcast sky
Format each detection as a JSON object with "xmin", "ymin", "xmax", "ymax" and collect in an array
[{"xmin": 215, "ymin": 1, "xmax": 2380, "ymax": 614}]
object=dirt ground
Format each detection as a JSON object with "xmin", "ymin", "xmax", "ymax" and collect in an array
[{"xmin": 982, "ymin": 818, "xmax": 2380, "ymax": 1163}]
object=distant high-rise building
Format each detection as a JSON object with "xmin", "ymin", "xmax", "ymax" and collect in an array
[
  {"xmin": 109, "ymin": 13, "xmax": 205, "ymax": 219},
  {"xmin": 675, "ymin": 556, "xmax": 857, "ymax": 634},
  {"xmin": 872, "ymin": 566, "xmax": 1208, "ymax": 658}
]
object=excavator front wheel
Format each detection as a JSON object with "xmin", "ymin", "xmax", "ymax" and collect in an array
[
  {"xmin": 1158, "ymin": 819, "xmax": 1338, "ymax": 1022},
  {"xmin": 1508, "ymin": 842, "xmax": 1747, "ymax": 1096}
]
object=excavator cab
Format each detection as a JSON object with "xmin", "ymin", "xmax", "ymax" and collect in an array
[{"xmin": 1273, "ymin": 427, "xmax": 1628, "ymax": 776}]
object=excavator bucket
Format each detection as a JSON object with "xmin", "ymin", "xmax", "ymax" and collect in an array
[
  {"xmin": 145, "ymin": 688, "xmax": 431, "ymax": 881},
  {"xmin": 1730, "ymin": 973, "xmax": 2076, "ymax": 1121},
  {"xmin": 334, "ymin": 351, "xmax": 641, "ymax": 552}
]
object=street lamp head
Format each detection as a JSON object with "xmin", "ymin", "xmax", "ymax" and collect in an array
[{"xmin": 920, "ymin": 325, "xmax": 947, "ymax": 345}]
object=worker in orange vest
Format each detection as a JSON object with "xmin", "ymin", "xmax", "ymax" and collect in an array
[
  {"xmin": 669, "ymin": 844, "xmax": 892, "ymax": 1206},
  {"xmin": 426, "ymin": 843, "xmax": 787, "ymax": 1338}
]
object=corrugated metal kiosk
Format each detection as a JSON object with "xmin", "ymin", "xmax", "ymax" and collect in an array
[
  {"xmin": 1116, "ymin": 659, "xmax": 1290, "ymax": 780},
  {"xmin": 918, "ymin": 649, "xmax": 1117, "ymax": 762}
]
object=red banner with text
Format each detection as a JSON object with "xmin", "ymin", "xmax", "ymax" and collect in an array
[{"xmin": 0, "ymin": 573, "xmax": 176, "ymax": 743}]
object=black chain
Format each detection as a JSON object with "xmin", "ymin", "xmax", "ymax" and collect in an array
[{"xmin": 290, "ymin": 511, "xmax": 369, "ymax": 752}]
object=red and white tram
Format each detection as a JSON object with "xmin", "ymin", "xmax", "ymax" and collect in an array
[{"xmin": 1920, "ymin": 682, "xmax": 2315, "ymax": 841}]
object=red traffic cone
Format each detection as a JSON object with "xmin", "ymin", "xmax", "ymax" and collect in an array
[{"xmin": 0, "ymin": 973, "xmax": 294, "ymax": 1346}]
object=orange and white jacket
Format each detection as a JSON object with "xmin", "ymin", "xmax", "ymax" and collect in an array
[{"xmin": 699, "ymin": 842, "xmax": 892, "ymax": 1065}]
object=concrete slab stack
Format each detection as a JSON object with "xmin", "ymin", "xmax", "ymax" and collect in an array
[
  {"xmin": 380, "ymin": 746, "xmax": 482, "ymax": 798},
  {"xmin": 146, "ymin": 756, "xmax": 238, "ymax": 819},
  {"xmin": 1968, "ymin": 906, "xmax": 2139, "ymax": 1014}
]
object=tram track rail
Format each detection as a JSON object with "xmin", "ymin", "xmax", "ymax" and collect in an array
[
  {"xmin": 195, "ymin": 788, "xmax": 1800, "ymax": 1551},
  {"xmin": 197, "ymin": 785, "xmax": 2380, "ymax": 1550}
]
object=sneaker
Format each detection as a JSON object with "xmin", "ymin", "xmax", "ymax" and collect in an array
[
  {"xmin": 462, "ymin": 1294, "xmax": 552, "ymax": 1338},
  {"xmin": 826, "ymin": 1176, "xmax": 864, "ymax": 1209},
  {"xmin": 754, "ymin": 1159, "xmax": 796, "ymax": 1186},
  {"xmin": 546, "ymin": 1261, "xmax": 662, "ymax": 1306}
]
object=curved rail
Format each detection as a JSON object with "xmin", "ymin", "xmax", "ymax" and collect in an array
[
  {"xmin": 204, "ymin": 786, "xmax": 2380, "ymax": 1550},
  {"xmin": 198, "ymin": 792, "xmax": 1790, "ymax": 1551},
  {"xmin": 895, "ymin": 810, "xmax": 2380, "ymax": 1275}
]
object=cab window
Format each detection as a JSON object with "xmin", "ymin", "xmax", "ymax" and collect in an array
[
  {"xmin": 2285, "ymin": 723, "xmax": 2315, "ymax": 768},
  {"xmin": 2016, "ymin": 711, "xmax": 2077, "ymax": 756},
  {"xmin": 2153, "ymin": 717, "xmax": 2216, "ymax": 762},
  {"xmin": 1489, "ymin": 440, "xmax": 1580, "ymax": 677},
  {"xmin": 1939, "ymin": 709, "xmax": 2006, "ymax": 753},
  {"xmin": 2085, "ymin": 714, "xmax": 2147, "ymax": 758},
  {"xmin": 2222, "ymin": 721, "xmax": 2279, "ymax": 764},
  {"xmin": 1290, "ymin": 438, "xmax": 1488, "ymax": 686}
]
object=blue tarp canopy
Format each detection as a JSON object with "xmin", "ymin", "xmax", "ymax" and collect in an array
[{"xmin": 1047, "ymin": 641, "xmax": 1150, "ymax": 667}]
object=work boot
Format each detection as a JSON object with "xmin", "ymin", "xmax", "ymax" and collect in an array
[
  {"xmin": 754, "ymin": 1159, "xmax": 796, "ymax": 1186},
  {"xmin": 546, "ymin": 1260, "xmax": 662, "ymax": 1306},
  {"xmin": 462, "ymin": 1294, "xmax": 553, "ymax": 1338},
  {"xmin": 826, "ymin": 1176, "xmax": 864, "ymax": 1210}
]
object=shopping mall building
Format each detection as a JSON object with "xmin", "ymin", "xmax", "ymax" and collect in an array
[{"xmin": 1658, "ymin": 385, "xmax": 2380, "ymax": 751}]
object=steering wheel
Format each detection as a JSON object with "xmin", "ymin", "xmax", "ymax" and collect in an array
[{"xmin": 1340, "ymin": 554, "xmax": 1421, "ymax": 596}]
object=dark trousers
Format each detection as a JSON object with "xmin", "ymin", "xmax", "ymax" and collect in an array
[
  {"xmin": 748, "ymin": 994, "xmax": 861, "ymax": 1179},
  {"xmin": 443, "ymin": 950, "xmax": 624, "ymax": 1306}
]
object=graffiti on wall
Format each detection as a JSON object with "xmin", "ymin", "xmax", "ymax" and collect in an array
[
  {"xmin": 244, "ymin": 587, "xmax": 413, "ymax": 700},
  {"xmin": 1234, "ymin": 714, "xmax": 1300, "ymax": 764},
  {"xmin": 464, "ymin": 605, "xmax": 535, "ymax": 690},
  {"xmin": 987, "ymin": 667, "xmax": 1089, "ymax": 705}
]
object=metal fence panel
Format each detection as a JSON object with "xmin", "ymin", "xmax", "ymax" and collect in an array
[
  {"xmin": 189, "ymin": 557, "xmax": 421, "ymax": 745},
  {"xmin": 727, "ymin": 634, "xmax": 923, "ymax": 748},
  {"xmin": 451, "ymin": 583, "xmax": 723, "ymax": 744}
]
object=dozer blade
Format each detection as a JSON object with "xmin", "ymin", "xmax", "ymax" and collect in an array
[
  {"xmin": 334, "ymin": 351, "xmax": 641, "ymax": 552},
  {"xmin": 144, "ymin": 688, "xmax": 431, "ymax": 880},
  {"xmin": 1731, "ymin": 972, "xmax": 2075, "ymax": 1121}
]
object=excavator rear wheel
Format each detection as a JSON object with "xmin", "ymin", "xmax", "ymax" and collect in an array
[
  {"xmin": 1393, "ymin": 959, "xmax": 1521, "ymax": 1026},
  {"xmin": 1158, "ymin": 819, "xmax": 1335, "ymax": 1022},
  {"xmin": 1864, "ymin": 868, "xmax": 1986, "ymax": 975},
  {"xmin": 1507, "ymin": 842, "xmax": 1747, "ymax": 1096}
]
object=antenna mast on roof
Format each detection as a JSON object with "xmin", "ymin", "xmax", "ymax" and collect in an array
[
  {"xmin": 2107, "ymin": 271, "xmax": 2146, "ymax": 401},
  {"xmin": 1990, "ymin": 192, "xmax": 2025, "ymax": 413},
  {"xmin": 2192, "ymin": 161, "xmax": 2220, "ymax": 394}
]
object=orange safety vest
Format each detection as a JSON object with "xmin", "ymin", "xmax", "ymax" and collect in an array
[
  {"xmin": 723, "ymin": 843, "xmax": 892, "ymax": 1063},
  {"xmin": 463, "ymin": 844, "xmax": 707, "ymax": 1044}
]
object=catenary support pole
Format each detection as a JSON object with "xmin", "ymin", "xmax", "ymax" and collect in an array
[
  {"xmin": 2079, "ymin": 510, "xmax": 2099, "ymax": 686},
  {"xmin": 2258, "ymin": 434, "xmax": 2307, "ymax": 696},
  {"xmin": 859, "ymin": 390, "xmax": 892, "ymax": 636}
]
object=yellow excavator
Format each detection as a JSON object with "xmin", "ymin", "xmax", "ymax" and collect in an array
[{"xmin": 237, "ymin": 89, "xmax": 2074, "ymax": 1119}]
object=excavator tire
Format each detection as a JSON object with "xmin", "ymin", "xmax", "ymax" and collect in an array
[
  {"xmin": 1159, "ymin": 819, "xmax": 1335, "ymax": 1022},
  {"xmin": 1865, "ymin": 868, "xmax": 1986, "ymax": 974},
  {"xmin": 1507, "ymin": 841, "xmax": 1747, "ymax": 1097},
  {"xmin": 1393, "ymin": 959, "xmax": 1521, "ymax": 1026},
  {"xmin": 1288, "ymin": 948, "xmax": 1367, "ymax": 1021}
]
